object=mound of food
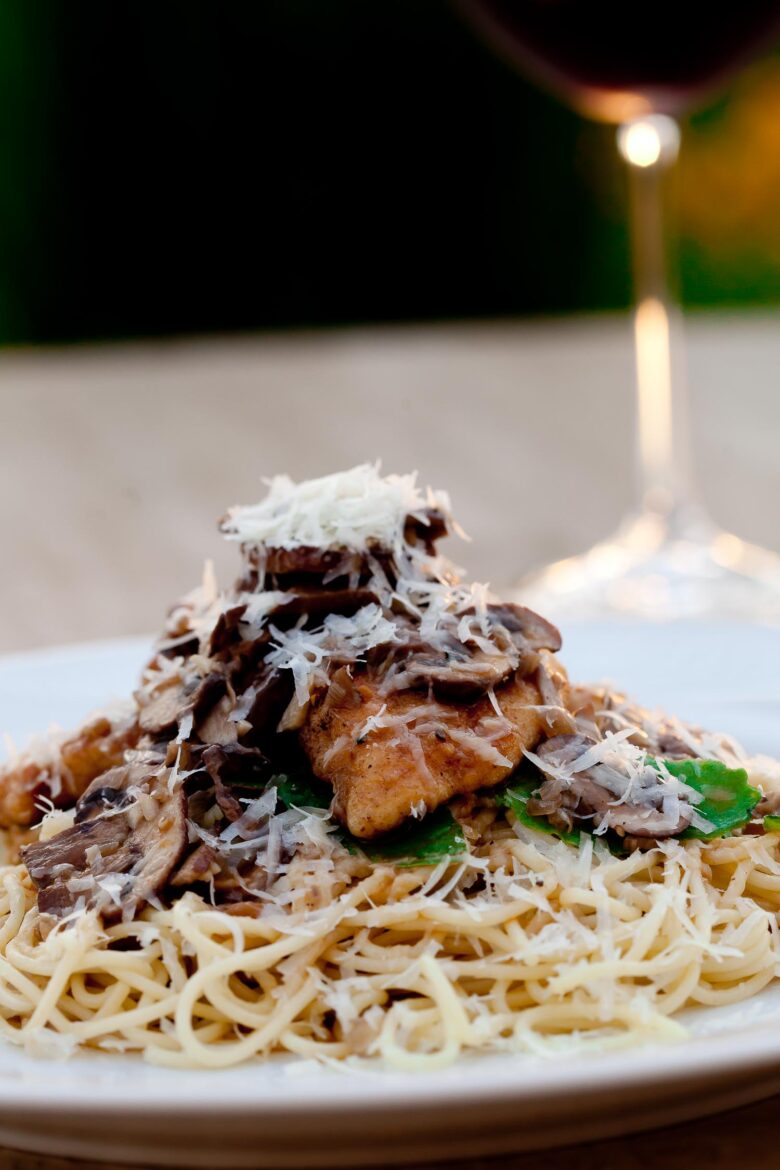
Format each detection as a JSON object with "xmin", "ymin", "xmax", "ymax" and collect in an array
[{"xmin": 1, "ymin": 464, "xmax": 779, "ymax": 1068}]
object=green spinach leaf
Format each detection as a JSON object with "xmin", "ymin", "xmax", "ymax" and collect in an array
[
  {"xmin": 271, "ymin": 772, "xmax": 467, "ymax": 867},
  {"xmin": 273, "ymin": 771, "xmax": 332, "ymax": 811},
  {"xmin": 359, "ymin": 807, "xmax": 468, "ymax": 868},
  {"xmin": 494, "ymin": 778, "xmax": 580, "ymax": 846},
  {"xmin": 649, "ymin": 758, "xmax": 761, "ymax": 840}
]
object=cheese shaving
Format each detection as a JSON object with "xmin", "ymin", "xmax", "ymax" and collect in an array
[{"xmin": 222, "ymin": 463, "xmax": 453, "ymax": 553}]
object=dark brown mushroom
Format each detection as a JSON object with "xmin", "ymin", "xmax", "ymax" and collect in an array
[
  {"xmin": 156, "ymin": 631, "xmax": 200, "ymax": 659},
  {"xmin": 401, "ymin": 605, "xmax": 562, "ymax": 700},
  {"xmin": 403, "ymin": 508, "xmax": 449, "ymax": 553},
  {"xmin": 195, "ymin": 687, "xmax": 238, "ymax": 746},
  {"xmin": 393, "ymin": 602, "xmax": 560, "ymax": 701},
  {"xmin": 249, "ymin": 545, "xmax": 366, "ymax": 580},
  {"xmin": 486, "ymin": 604, "xmax": 562, "ymax": 654},
  {"xmin": 203, "ymin": 743, "xmax": 270, "ymax": 822},
  {"xmin": 208, "ymin": 604, "xmax": 248, "ymax": 655},
  {"xmin": 273, "ymin": 587, "xmax": 379, "ymax": 622},
  {"xmin": 404, "ymin": 644, "xmax": 519, "ymax": 699},
  {"xmin": 656, "ymin": 731, "xmax": 697, "ymax": 759},
  {"xmin": 21, "ymin": 762, "xmax": 187, "ymax": 922},
  {"xmin": 137, "ymin": 680, "xmax": 186, "ymax": 736},
  {"xmin": 137, "ymin": 671, "xmax": 227, "ymax": 738},
  {"xmin": 233, "ymin": 668, "xmax": 293, "ymax": 741},
  {"xmin": 170, "ymin": 843, "xmax": 221, "ymax": 887}
]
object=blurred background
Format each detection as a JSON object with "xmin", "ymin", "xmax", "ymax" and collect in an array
[{"xmin": 0, "ymin": 0, "xmax": 779, "ymax": 652}]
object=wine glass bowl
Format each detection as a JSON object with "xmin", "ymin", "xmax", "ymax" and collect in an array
[
  {"xmin": 459, "ymin": 2, "xmax": 780, "ymax": 623},
  {"xmin": 518, "ymin": 510, "xmax": 780, "ymax": 623},
  {"xmin": 462, "ymin": 0, "xmax": 780, "ymax": 122}
]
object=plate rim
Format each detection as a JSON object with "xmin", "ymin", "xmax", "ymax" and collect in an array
[{"xmin": 0, "ymin": 634, "xmax": 779, "ymax": 1122}]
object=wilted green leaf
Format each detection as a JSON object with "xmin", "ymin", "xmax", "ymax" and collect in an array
[{"xmin": 649, "ymin": 758, "xmax": 761, "ymax": 840}]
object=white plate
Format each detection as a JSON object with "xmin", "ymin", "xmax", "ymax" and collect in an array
[{"xmin": 2, "ymin": 627, "xmax": 780, "ymax": 1168}]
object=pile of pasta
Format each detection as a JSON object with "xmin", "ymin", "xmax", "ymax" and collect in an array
[{"xmin": 0, "ymin": 810, "xmax": 778, "ymax": 1069}]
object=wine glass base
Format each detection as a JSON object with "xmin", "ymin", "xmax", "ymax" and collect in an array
[{"xmin": 513, "ymin": 513, "xmax": 780, "ymax": 624}]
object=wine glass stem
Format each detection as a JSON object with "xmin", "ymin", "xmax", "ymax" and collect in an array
[{"xmin": 619, "ymin": 115, "xmax": 698, "ymax": 531}]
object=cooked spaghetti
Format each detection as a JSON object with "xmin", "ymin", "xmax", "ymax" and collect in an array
[{"xmin": 0, "ymin": 465, "xmax": 779, "ymax": 1069}]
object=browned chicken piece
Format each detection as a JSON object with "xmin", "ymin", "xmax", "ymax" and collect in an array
[
  {"xmin": 300, "ymin": 669, "xmax": 550, "ymax": 838},
  {"xmin": 0, "ymin": 714, "xmax": 139, "ymax": 829}
]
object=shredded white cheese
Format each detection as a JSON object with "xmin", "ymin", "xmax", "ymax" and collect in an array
[{"xmin": 222, "ymin": 463, "xmax": 454, "ymax": 553}]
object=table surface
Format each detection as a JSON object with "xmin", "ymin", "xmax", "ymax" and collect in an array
[{"xmin": 1, "ymin": 311, "xmax": 779, "ymax": 1167}]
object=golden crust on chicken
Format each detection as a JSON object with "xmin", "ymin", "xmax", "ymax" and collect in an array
[{"xmin": 301, "ymin": 670, "xmax": 548, "ymax": 837}]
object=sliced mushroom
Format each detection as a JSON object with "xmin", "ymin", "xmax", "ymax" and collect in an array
[
  {"xmin": 234, "ymin": 668, "xmax": 293, "ymax": 741},
  {"xmin": 23, "ymin": 815, "xmax": 131, "ymax": 918},
  {"xmin": 401, "ymin": 605, "xmax": 562, "ymax": 700},
  {"xmin": 656, "ymin": 731, "xmax": 697, "ymax": 759},
  {"xmin": 403, "ymin": 508, "xmax": 449, "ymax": 553},
  {"xmin": 251, "ymin": 545, "xmax": 366, "ymax": 580},
  {"xmin": 530, "ymin": 734, "xmax": 693, "ymax": 839},
  {"xmin": 196, "ymin": 687, "xmax": 238, "ymax": 746},
  {"xmin": 137, "ymin": 678, "xmax": 186, "ymax": 735},
  {"xmin": 534, "ymin": 654, "xmax": 577, "ymax": 736},
  {"xmin": 203, "ymin": 743, "xmax": 270, "ymax": 822},
  {"xmin": 137, "ymin": 670, "xmax": 227, "ymax": 738},
  {"xmin": 74, "ymin": 778, "xmax": 134, "ymax": 823},
  {"xmin": 486, "ymin": 604, "xmax": 562, "ymax": 653},
  {"xmin": 21, "ymin": 762, "xmax": 187, "ymax": 922},
  {"xmin": 170, "ymin": 843, "xmax": 221, "ymax": 887},
  {"xmin": 273, "ymin": 587, "xmax": 379, "ymax": 622},
  {"xmin": 404, "ymin": 643, "xmax": 519, "ymax": 699},
  {"xmin": 208, "ymin": 604, "xmax": 248, "ymax": 655},
  {"xmin": 156, "ymin": 631, "xmax": 200, "ymax": 659}
]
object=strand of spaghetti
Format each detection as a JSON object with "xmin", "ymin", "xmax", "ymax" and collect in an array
[
  {"xmin": 0, "ymin": 951, "xmax": 55, "ymax": 1010},
  {"xmin": 378, "ymin": 1003, "xmax": 458, "ymax": 1071},
  {"xmin": 625, "ymin": 887, "xmax": 680, "ymax": 963},
  {"xmin": 533, "ymin": 944, "xmax": 705, "ymax": 996},
  {"xmin": 166, "ymin": 877, "xmax": 388, "ymax": 1056},
  {"xmin": 141, "ymin": 1022, "xmax": 265, "ymax": 1067},
  {"xmin": 48, "ymin": 992, "xmax": 93, "ymax": 1024},
  {"xmin": 744, "ymin": 869, "xmax": 780, "ymax": 897},
  {"xmin": 651, "ymin": 958, "xmax": 703, "ymax": 1016},
  {"xmin": 418, "ymin": 954, "xmax": 472, "ymax": 1040},
  {"xmin": 168, "ymin": 903, "xmax": 251, "ymax": 960},
  {"xmin": 26, "ymin": 930, "xmax": 95, "ymax": 1030},
  {"xmin": 701, "ymin": 937, "xmax": 775, "ymax": 981},
  {"xmin": 170, "ymin": 974, "xmax": 319, "ymax": 1068},
  {"xmin": 64, "ymin": 991, "xmax": 181, "ymax": 1041},
  {"xmin": 68, "ymin": 972, "xmax": 111, "ymax": 1005},
  {"xmin": 280, "ymin": 1030, "xmax": 352, "ymax": 1060},
  {"xmin": 0, "ymin": 877, "xmax": 30, "ymax": 950},
  {"xmin": 375, "ymin": 955, "xmax": 475, "ymax": 1071},
  {"xmin": 349, "ymin": 901, "xmax": 542, "ymax": 930},
  {"xmin": 513, "ymin": 1001, "xmax": 688, "ymax": 1038},
  {"xmin": 191, "ymin": 976, "xmax": 289, "ymax": 1033},
  {"xmin": 693, "ymin": 965, "xmax": 777, "ymax": 1004},
  {"xmin": 72, "ymin": 958, "xmax": 179, "ymax": 1001},
  {"xmin": 91, "ymin": 980, "xmax": 132, "ymax": 1021},
  {"xmin": 558, "ymin": 889, "xmax": 641, "ymax": 921}
]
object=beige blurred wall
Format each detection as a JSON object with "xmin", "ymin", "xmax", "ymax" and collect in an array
[{"xmin": 0, "ymin": 311, "xmax": 778, "ymax": 653}]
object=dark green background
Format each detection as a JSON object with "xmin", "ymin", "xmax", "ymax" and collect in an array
[{"xmin": 0, "ymin": 1, "xmax": 774, "ymax": 346}]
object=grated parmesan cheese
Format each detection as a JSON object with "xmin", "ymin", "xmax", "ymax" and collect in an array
[{"xmin": 222, "ymin": 463, "xmax": 455, "ymax": 553}]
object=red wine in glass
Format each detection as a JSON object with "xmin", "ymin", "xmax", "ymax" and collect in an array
[{"xmin": 465, "ymin": 0, "xmax": 780, "ymax": 120}]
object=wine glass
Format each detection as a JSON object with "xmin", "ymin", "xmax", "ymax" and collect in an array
[{"xmin": 460, "ymin": 1, "xmax": 780, "ymax": 622}]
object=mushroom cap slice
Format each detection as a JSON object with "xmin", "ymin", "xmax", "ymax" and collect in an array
[{"xmin": 22, "ymin": 762, "xmax": 187, "ymax": 922}]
